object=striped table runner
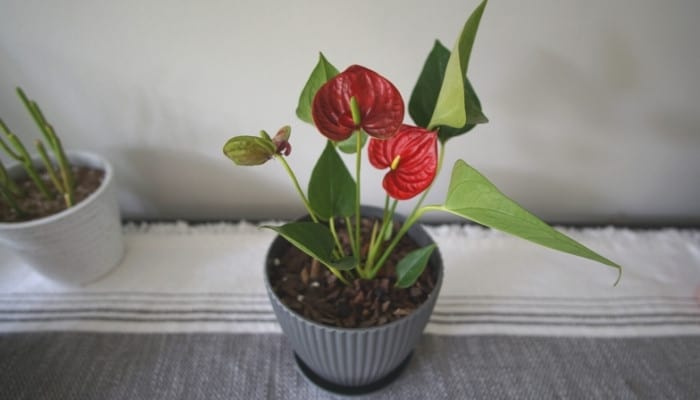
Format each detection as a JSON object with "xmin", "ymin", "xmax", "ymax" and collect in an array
[
  {"xmin": 1, "ymin": 223, "xmax": 698, "ymax": 399},
  {"xmin": 1, "ymin": 222, "xmax": 698, "ymax": 336}
]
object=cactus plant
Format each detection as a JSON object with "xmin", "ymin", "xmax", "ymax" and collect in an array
[{"xmin": 0, "ymin": 88, "xmax": 75, "ymax": 219}]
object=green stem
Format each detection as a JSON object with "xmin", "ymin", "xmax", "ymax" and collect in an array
[
  {"xmin": 0, "ymin": 160, "xmax": 22, "ymax": 196},
  {"xmin": 348, "ymin": 96, "xmax": 364, "ymax": 270},
  {"xmin": 382, "ymin": 194, "xmax": 390, "ymax": 224},
  {"xmin": 411, "ymin": 140, "xmax": 446, "ymax": 215},
  {"xmin": 363, "ymin": 220, "xmax": 381, "ymax": 277},
  {"xmin": 19, "ymin": 160, "xmax": 51, "ymax": 200},
  {"xmin": 0, "ymin": 120, "xmax": 22, "ymax": 160},
  {"xmin": 328, "ymin": 217, "xmax": 345, "ymax": 258},
  {"xmin": 369, "ymin": 205, "xmax": 442, "ymax": 278},
  {"xmin": 345, "ymin": 216, "xmax": 358, "ymax": 262},
  {"xmin": 0, "ymin": 183, "xmax": 24, "ymax": 217},
  {"xmin": 367, "ymin": 198, "xmax": 397, "ymax": 272},
  {"xmin": 16, "ymin": 89, "xmax": 74, "ymax": 205},
  {"xmin": 379, "ymin": 194, "xmax": 396, "ymax": 243},
  {"xmin": 16, "ymin": 88, "xmax": 57, "ymax": 150},
  {"xmin": 49, "ymin": 130, "xmax": 74, "ymax": 207},
  {"xmin": 275, "ymin": 154, "xmax": 318, "ymax": 223},
  {"xmin": 381, "ymin": 199, "xmax": 398, "ymax": 240},
  {"xmin": 275, "ymin": 154, "xmax": 351, "ymax": 283},
  {"xmin": 353, "ymin": 129, "xmax": 362, "ymax": 267},
  {"xmin": 366, "ymin": 142, "xmax": 440, "ymax": 279},
  {"xmin": 327, "ymin": 265, "xmax": 351, "ymax": 285},
  {"xmin": 36, "ymin": 140, "xmax": 64, "ymax": 195},
  {"xmin": 2, "ymin": 129, "xmax": 52, "ymax": 199}
]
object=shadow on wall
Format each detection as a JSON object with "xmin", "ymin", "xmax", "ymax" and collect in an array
[
  {"xmin": 463, "ymin": 165, "xmax": 610, "ymax": 224},
  {"xmin": 110, "ymin": 146, "xmax": 305, "ymax": 221}
]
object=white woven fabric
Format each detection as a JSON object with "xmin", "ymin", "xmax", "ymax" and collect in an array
[{"xmin": 1, "ymin": 222, "xmax": 698, "ymax": 336}]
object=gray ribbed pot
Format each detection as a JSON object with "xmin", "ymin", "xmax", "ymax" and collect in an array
[
  {"xmin": 0, "ymin": 151, "xmax": 124, "ymax": 285},
  {"xmin": 265, "ymin": 207, "xmax": 443, "ymax": 389}
]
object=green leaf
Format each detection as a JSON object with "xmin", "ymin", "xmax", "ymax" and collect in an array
[
  {"xmin": 223, "ymin": 136, "xmax": 276, "ymax": 166},
  {"xmin": 428, "ymin": 0, "xmax": 488, "ymax": 130},
  {"xmin": 409, "ymin": 40, "xmax": 488, "ymax": 143},
  {"xmin": 409, "ymin": 41, "xmax": 450, "ymax": 129},
  {"xmin": 332, "ymin": 256, "xmax": 358, "ymax": 271},
  {"xmin": 0, "ymin": 161, "xmax": 11, "ymax": 189},
  {"xmin": 308, "ymin": 141, "xmax": 356, "ymax": 219},
  {"xmin": 440, "ymin": 160, "xmax": 622, "ymax": 283},
  {"xmin": 437, "ymin": 76, "xmax": 488, "ymax": 143},
  {"xmin": 263, "ymin": 222, "xmax": 356, "ymax": 270},
  {"xmin": 296, "ymin": 52, "xmax": 339, "ymax": 124},
  {"xmin": 337, "ymin": 130, "xmax": 368, "ymax": 154},
  {"xmin": 259, "ymin": 130, "xmax": 272, "ymax": 141},
  {"xmin": 395, "ymin": 244, "xmax": 437, "ymax": 288}
]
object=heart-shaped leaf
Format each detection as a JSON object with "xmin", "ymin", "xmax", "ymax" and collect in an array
[
  {"xmin": 263, "ymin": 222, "xmax": 356, "ymax": 270},
  {"xmin": 428, "ymin": 0, "xmax": 488, "ymax": 130},
  {"xmin": 395, "ymin": 244, "xmax": 437, "ymax": 288},
  {"xmin": 296, "ymin": 53, "xmax": 339, "ymax": 125},
  {"xmin": 308, "ymin": 141, "xmax": 356, "ymax": 219},
  {"xmin": 440, "ymin": 160, "xmax": 622, "ymax": 283}
]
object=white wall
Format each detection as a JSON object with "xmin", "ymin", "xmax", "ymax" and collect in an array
[{"xmin": 1, "ymin": 0, "xmax": 698, "ymax": 225}]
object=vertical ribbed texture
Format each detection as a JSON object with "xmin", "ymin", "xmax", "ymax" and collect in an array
[
  {"xmin": 0, "ymin": 152, "xmax": 124, "ymax": 285},
  {"xmin": 267, "ymin": 277, "xmax": 441, "ymax": 386},
  {"xmin": 266, "ymin": 208, "xmax": 443, "ymax": 387}
]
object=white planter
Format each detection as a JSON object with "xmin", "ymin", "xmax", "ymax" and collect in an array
[{"xmin": 0, "ymin": 151, "xmax": 124, "ymax": 285}]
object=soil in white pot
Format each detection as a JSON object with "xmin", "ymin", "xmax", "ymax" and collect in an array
[
  {"xmin": 268, "ymin": 217, "xmax": 438, "ymax": 329},
  {"xmin": 0, "ymin": 166, "xmax": 104, "ymax": 222}
]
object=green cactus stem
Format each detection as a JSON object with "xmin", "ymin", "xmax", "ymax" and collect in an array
[
  {"xmin": 0, "ymin": 118, "xmax": 53, "ymax": 199},
  {"xmin": 0, "ymin": 161, "xmax": 25, "ymax": 217},
  {"xmin": 0, "ymin": 88, "xmax": 77, "ymax": 211},
  {"xmin": 36, "ymin": 140, "xmax": 65, "ymax": 196},
  {"xmin": 16, "ymin": 88, "xmax": 74, "ymax": 206},
  {"xmin": 0, "ymin": 158, "xmax": 22, "ymax": 197}
]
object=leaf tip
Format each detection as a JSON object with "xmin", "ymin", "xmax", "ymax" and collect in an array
[{"xmin": 612, "ymin": 265, "xmax": 623, "ymax": 287}]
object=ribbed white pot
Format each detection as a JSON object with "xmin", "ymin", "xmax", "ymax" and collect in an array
[
  {"xmin": 265, "ymin": 207, "xmax": 443, "ymax": 389},
  {"xmin": 0, "ymin": 151, "xmax": 124, "ymax": 285}
]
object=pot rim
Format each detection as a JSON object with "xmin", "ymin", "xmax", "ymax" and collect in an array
[
  {"xmin": 0, "ymin": 150, "xmax": 114, "ymax": 229},
  {"xmin": 264, "ymin": 208, "xmax": 444, "ymax": 334}
]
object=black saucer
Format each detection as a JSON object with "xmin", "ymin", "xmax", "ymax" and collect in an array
[{"xmin": 293, "ymin": 352, "xmax": 413, "ymax": 396}]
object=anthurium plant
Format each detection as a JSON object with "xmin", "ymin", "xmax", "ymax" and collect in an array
[{"xmin": 224, "ymin": 0, "xmax": 621, "ymax": 289}]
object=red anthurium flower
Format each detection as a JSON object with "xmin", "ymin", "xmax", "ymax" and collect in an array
[
  {"xmin": 312, "ymin": 65, "xmax": 404, "ymax": 141},
  {"xmin": 368, "ymin": 124, "xmax": 438, "ymax": 200}
]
